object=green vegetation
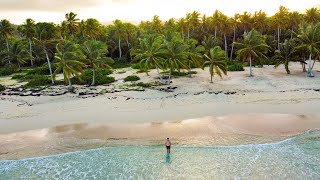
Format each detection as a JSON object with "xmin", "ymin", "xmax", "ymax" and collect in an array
[
  {"xmin": 71, "ymin": 69, "xmax": 115, "ymax": 85},
  {"xmin": 23, "ymin": 75, "xmax": 52, "ymax": 88},
  {"xmin": 124, "ymin": 75, "xmax": 140, "ymax": 82},
  {"xmin": 1, "ymin": 6, "xmax": 320, "ymax": 87},
  {"xmin": 0, "ymin": 84, "xmax": 5, "ymax": 91},
  {"xmin": 161, "ymin": 71, "xmax": 197, "ymax": 77}
]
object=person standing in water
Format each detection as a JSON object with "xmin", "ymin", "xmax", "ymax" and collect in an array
[{"xmin": 165, "ymin": 137, "xmax": 171, "ymax": 154}]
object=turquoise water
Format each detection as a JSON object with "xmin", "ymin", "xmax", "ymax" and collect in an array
[{"xmin": 0, "ymin": 130, "xmax": 319, "ymax": 179}]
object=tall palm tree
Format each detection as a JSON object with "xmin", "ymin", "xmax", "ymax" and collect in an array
[
  {"xmin": 287, "ymin": 11, "xmax": 303, "ymax": 39},
  {"xmin": 17, "ymin": 19, "xmax": 35, "ymax": 66},
  {"xmin": 33, "ymin": 22, "xmax": 59, "ymax": 85},
  {"xmin": 239, "ymin": 11, "xmax": 252, "ymax": 33},
  {"xmin": 63, "ymin": 12, "xmax": 80, "ymax": 39},
  {"xmin": 83, "ymin": 18, "xmax": 102, "ymax": 40},
  {"xmin": 163, "ymin": 36, "xmax": 189, "ymax": 84},
  {"xmin": 113, "ymin": 19, "xmax": 125, "ymax": 58},
  {"xmin": 295, "ymin": 23, "xmax": 320, "ymax": 77},
  {"xmin": 273, "ymin": 39, "xmax": 300, "ymax": 74},
  {"xmin": 186, "ymin": 39, "xmax": 205, "ymax": 77},
  {"xmin": 53, "ymin": 41, "xmax": 85, "ymax": 90},
  {"xmin": 202, "ymin": 46, "xmax": 228, "ymax": 83},
  {"xmin": 272, "ymin": 6, "xmax": 289, "ymax": 51},
  {"xmin": 0, "ymin": 40, "xmax": 32, "ymax": 70},
  {"xmin": 305, "ymin": 8, "xmax": 320, "ymax": 24},
  {"xmin": 131, "ymin": 35, "xmax": 166, "ymax": 82},
  {"xmin": 234, "ymin": 29, "xmax": 270, "ymax": 77},
  {"xmin": 82, "ymin": 40, "xmax": 114, "ymax": 85},
  {"xmin": 0, "ymin": 19, "xmax": 15, "ymax": 53}
]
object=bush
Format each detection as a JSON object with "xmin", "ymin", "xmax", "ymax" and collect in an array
[
  {"xmin": 136, "ymin": 82, "xmax": 152, "ymax": 88},
  {"xmin": 227, "ymin": 62, "xmax": 245, "ymax": 71},
  {"xmin": 11, "ymin": 74, "xmax": 26, "ymax": 80},
  {"xmin": 71, "ymin": 69, "xmax": 115, "ymax": 85},
  {"xmin": 131, "ymin": 63, "xmax": 141, "ymax": 69},
  {"xmin": 161, "ymin": 71, "xmax": 197, "ymax": 77},
  {"xmin": 0, "ymin": 84, "xmax": 5, "ymax": 92},
  {"xmin": 23, "ymin": 76, "xmax": 52, "ymax": 88},
  {"xmin": 26, "ymin": 64, "xmax": 56, "ymax": 75},
  {"xmin": 97, "ymin": 68, "xmax": 113, "ymax": 76},
  {"xmin": 0, "ymin": 64, "xmax": 18, "ymax": 76},
  {"xmin": 124, "ymin": 75, "xmax": 140, "ymax": 82}
]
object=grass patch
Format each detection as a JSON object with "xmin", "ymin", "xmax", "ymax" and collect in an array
[
  {"xmin": 136, "ymin": 81, "xmax": 162, "ymax": 87},
  {"xmin": 71, "ymin": 69, "xmax": 115, "ymax": 85},
  {"xmin": 0, "ymin": 84, "xmax": 5, "ymax": 92},
  {"xmin": 124, "ymin": 75, "xmax": 140, "ymax": 82},
  {"xmin": 22, "ymin": 76, "xmax": 52, "ymax": 88},
  {"xmin": 161, "ymin": 71, "xmax": 197, "ymax": 77}
]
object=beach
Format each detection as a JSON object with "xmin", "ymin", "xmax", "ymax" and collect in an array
[{"xmin": 1, "ymin": 62, "xmax": 320, "ymax": 159}]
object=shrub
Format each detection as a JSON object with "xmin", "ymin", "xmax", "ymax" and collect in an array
[
  {"xmin": 227, "ymin": 62, "xmax": 245, "ymax": 71},
  {"xmin": 71, "ymin": 69, "xmax": 115, "ymax": 85},
  {"xmin": 23, "ymin": 76, "xmax": 52, "ymax": 88},
  {"xmin": 0, "ymin": 84, "xmax": 5, "ymax": 92},
  {"xmin": 96, "ymin": 68, "xmax": 113, "ymax": 76},
  {"xmin": 124, "ymin": 75, "xmax": 140, "ymax": 82},
  {"xmin": 136, "ymin": 82, "xmax": 152, "ymax": 88},
  {"xmin": 0, "ymin": 64, "xmax": 18, "ymax": 76},
  {"xmin": 131, "ymin": 63, "xmax": 141, "ymax": 69},
  {"xmin": 161, "ymin": 71, "xmax": 197, "ymax": 77},
  {"xmin": 26, "ymin": 64, "xmax": 56, "ymax": 75},
  {"xmin": 11, "ymin": 74, "xmax": 26, "ymax": 80}
]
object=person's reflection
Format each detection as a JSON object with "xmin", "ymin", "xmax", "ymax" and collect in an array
[{"xmin": 165, "ymin": 154, "xmax": 171, "ymax": 163}]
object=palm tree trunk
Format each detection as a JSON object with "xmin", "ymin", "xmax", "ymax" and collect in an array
[
  {"xmin": 214, "ymin": 26, "xmax": 217, "ymax": 39},
  {"xmin": 126, "ymin": 38, "xmax": 133, "ymax": 62},
  {"xmin": 290, "ymin": 27, "xmax": 294, "ymax": 39},
  {"xmin": 224, "ymin": 34, "xmax": 228, "ymax": 58},
  {"xmin": 168, "ymin": 69, "xmax": 172, "ymax": 85},
  {"xmin": 285, "ymin": 60, "xmax": 290, "ymax": 74},
  {"xmin": 5, "ymin": 38, "xmax": 10, "ymax": 64},
  {"xmin": 187, "ymin": 27, "xmax": 190, "ymax": 43},
  {"xmin": 44, "ymin": 49, "xmax": 55, "ymax": 85},
  {"xmin": 181, "ymin": 30, "xmax": 185, "ymax": 41},
  {"xmin": 308, "ymin": 53, "xmax": 314, "ymax": 77},
  {"xmin": 249, "ymin": 56, "xmax": 253, "ymax": 77},
  {"xmin": 156, "ymin": 67, "xmax": 164, "ymax": 84},
  {"xmin": 210, "ymin": 75, "xmax": 213, "ymax": 83},
  {"xmin": 277, "ymin": 26, "xmax": 280, "ymax": 51},
  {"xmin": 230, "ymin": 28, "xmax": 236, "ymax": 61},
  {"xmin": 68, "ymin": 76, "xmax": 73, "ymax": 90},
  {"xmin": 118, "ymin": 38, "xmax": 122, "ymax": 58},
  {"xmin": 91, "ymin": 69, "xmax": 95, "ymax": 86},
  {"xmin": 28, "ymin": 38, "xmax": 33, "ymax": 67}
]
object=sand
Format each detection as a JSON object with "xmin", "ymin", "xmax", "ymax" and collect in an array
[{"xmin": 1, "ymin": 62, "xmax": 320, "ymax": 159}]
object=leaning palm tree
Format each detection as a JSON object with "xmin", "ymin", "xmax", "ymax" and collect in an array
[
  {"xmin": 53, "ymin": 41, "xmax": 85, "ymax": 90},
  {"xmin": 295, "ymin": 23, "xmax": 320, "ymax": 77},
  {"xmin": 186, "ymin": 39, "xmax": 205, "ymax": 77},
  {"xmin": 273, "ymin": 39, "xmax": 301, "ymax": 74},
  {"xmin": 0, "ymin": 40, "xmax": 32, "ymax": 70},
  {"xmin": 82, "ymin": 40, "xmax": 114, "ymax": 85},
  {"xmin": 163, "ymin": 36, "xmax": 189, "ymax": 84},
  {"xmin": 131, "ymin": 35, "xmax": 166, "ymax": 82},
  {"xmin": 234, "ymin": 29, "xmax": 270, "ymax": 77},
  {"xmin": 33, "ymin": 22, "xmax": 59, "ymax": 85},
  {"xmin": 202, "ymin": 46, "xmax": 228, "ymax": 83}
]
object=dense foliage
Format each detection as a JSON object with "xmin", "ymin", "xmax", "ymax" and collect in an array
[{"xmin": 0, "ymin": 6, "xmax": 320, "ymax": 85}]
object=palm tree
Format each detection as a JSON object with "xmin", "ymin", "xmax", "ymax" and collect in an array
[
  {"xmin": 53, "ymin": 41, "xmax": 85, "ymax": 90},
  {"xmin": 295, "ymin": 23, "xmax": 320, "ymax": 77},
  {"xmin": 0, "ymin": 19, "xmax": 15, "ymax": 53},
  {"xmin": 272, "ymin": 6, "xmax": 289, "ymax": 51},
  {"xmin": 82, "ymin": 40, "xmax": 114, "ymax": 85},
  {"xmin": 305, "ymin": 8, "xmax": 320, "ymax": 24},
  {"xmin": 131, "ymin": 35, "xmax": 166, "ymax": 82},
  {"xmin": 273, "ymin": 39, "xmax": 300, "ymax": 74},
  {"xmin": 186, "ymin": 39, "xmax": 205, "ymax": 77},
  {"xmin": 287, "ymin": 11, "xmax": 303, "ymax": 39},
  {"xmin": 113, "ymin": 19, "xmax": 125, "ymax": 58},
  {"xmin": 0, "ymin": 40, "xmax": 32, "ymax": 70},
  {"xmin": 202, "ymin": 46, "xmax": 228, "ymax": 83},
  {"xmin": 234, "ymin": 29, "xmax": 270, "ymax": 77},
  {"xmin": 163, "ymin": 35, "xmax": 189, "ymax": 84},
  {"xmin": 17, "ymin": 19, "xmax": 35, "ymax": 66},
  {"xmin": 33, "ymin": 22, "xmax": 59, "ymax": 85},
  {"xmin": 63, "ymin": 12, "xmax": 80, "ymax": 39},
  {"xmin": 238, "ymin": 11, "xmax": 252, "ymax": 33},
  {"xmin": 83, "ymin": 18, "xmax": 103, "ymax": 40}
]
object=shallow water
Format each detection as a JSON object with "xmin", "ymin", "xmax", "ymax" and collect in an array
[{"xmin": 1, "ymin": 129, "xmax": 319, "ymax": 179}]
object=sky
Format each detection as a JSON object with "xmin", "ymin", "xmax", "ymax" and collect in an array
[{"xmin": 0, "ymin": 0, "xmax": 319, "ymax": 24}]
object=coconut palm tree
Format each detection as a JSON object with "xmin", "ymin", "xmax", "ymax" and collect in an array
[
  {"xmin": 272, "ymin": 6, "xmax": 289, "ymax": 51},
  {"xmin": 163, "ymin": 35, "xmax": 189, "ymax": 84},
  {"xmin": 131, "ymin": 35, "xmax": 166, "ymax": 82},
  {"xmin": 305, "ymin": 8, "xmax": 320, "ymax": 24},
  {"xmin": 273, "ymin": 39, "xmax": 300, "ymax": 74},
  {"xmin": 234, "ymin": 29, "xmax": 270, "ymax": 77},
  {"xmin": 202, "ymin": 46, "xmax": 228, "ymax": 83},
  {"xmin": 295, "ymin": 23, "xmax": 320, "ymax": 77},
  {"xmin": 113, "ymin": 19, "xmax": 125, "ymax": 58},
  {"xmin": 53, "ymin": 41, "xmax": 85, "ymax": 90},
  {"xmin": 186, "ymin": 39, "xmax": 205, "ymax": 77},
  {"xmin": 0, "ymin": 19, "xmax": 15, "ymax": 53},
  {"xmin": 33, "ymin": 22, "xmax": 59, "ymax": 85},
  {"xmin": 82, "ymin": 40, "xmax": 114, "ymax": 85},
  {"xmin": 0, "ymin": 40, "xmax": 32, "ymax": 70},
  {"xmin": 63, "ymin": 12, "xmax": 80, "ymax": 39},
  {"xmin": 17, "ymin": 19, "xmax": 36, "ymax": 66}
]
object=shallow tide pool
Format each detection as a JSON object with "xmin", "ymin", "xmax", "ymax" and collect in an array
[{"xmin": 0, "ymin": 129, "xmax": 319, "ymax": 179}]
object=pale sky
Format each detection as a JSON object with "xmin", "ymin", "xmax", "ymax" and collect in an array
[{"xmin": 0, "ymin": 0, "xmax": 319, "ymax": 24}]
